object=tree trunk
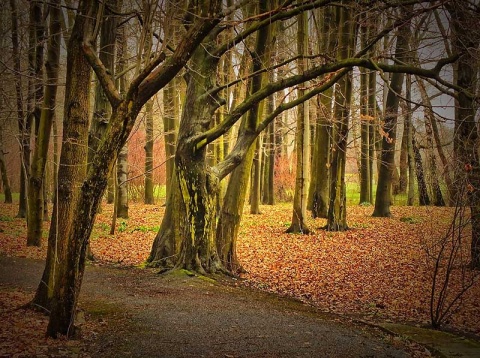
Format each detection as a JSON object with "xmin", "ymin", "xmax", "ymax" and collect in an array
[
  {"xmin": 326, "ymin": 5, "xmax": 353, "ymax": 231},
  {"xmin": 0, "ymin": 130, "xmax": 13, "ymax": 204},
  {"xmin": 359, "ymin": 17, "xmax": 371, "ymax": 204},
  {"xmin": 27, "ymin": 0, "xmax": 61, "ymax": 246},
  {"xmin": 216, "ymin": 0, "xmax": 273, "ymax": 270},
  {"xmin": 372, "ymin": 10, "xmax": 411, "ymax": 217},
  {"xmin": 88, "ymin": 0, "xmax": 117, "ymax": 207},
  {"xmin": 412, "ymin": 130, "xmax": 430, "ymax": 206},
  {"xmin": 36, "ymin": 0, "xmax": 221, "ymax": 337},
  {"xmin": 262, "ymin": 100, "xmax": 275, "ymax": 205},
  {"xmin": 250, "ymin": 136, "xmax": 262, "ymax": 214},
  {"xmin": 404, "ymin": 74, "xmax": 415, "ymax": 205},
  {"xmin": 34, "ymin": 0, "xmax": 98, "ymax": 337},
  {"xmin": 144, "ymin": 100, "xmax": 155, "ymax": 204},
  {"xmin": 447, "ymin": 3, "xmax": 480, "ymax": 268},
  {"xmin": 309, "ymin": 6, "xmax": 334, "ymax": 218},
  {"xmin": 415, "ymin": 78, "xmax": 445, "ymax": 206},
  {"xmin": 163, "ymin": 80, "xmax": 178, "ymax": 201},
  {"xmin": 399, "ymin": 119, "xmax": 408, "ymax": 195},
  {"xmin": 116, "ymin": 144, "xmax": 128, "ymax": 218},
  {"xmin": 287, "ymin": 2, "xmax": 310, "ymax": 234},
  {"xmin": 9, "ymin": 0, "xmax": 29, "ymax": 218}
]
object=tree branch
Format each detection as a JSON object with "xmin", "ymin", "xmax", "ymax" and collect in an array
[
  {"xmin": 213, "ymin": 69, "xmax": 348, "ymax": 180},
  {"xmin": 82, "ymin": 40, "xmax": 122, "ymax": 107}
]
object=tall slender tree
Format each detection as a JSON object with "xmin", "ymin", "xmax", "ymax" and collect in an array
[
  {"xmin": 26, "ymin": 0, "xmax": 62, "ymax": 246},
  {"xmin": 372, "ymin": 7, "xmax": 412, "ymax": 217},
  {"xmin": 326, "ymin": 5, "xmax": 354, "ymax": 231},
  {"xmin": 287, "ymin": 2, "xmax": 310, "ymax": 234}
]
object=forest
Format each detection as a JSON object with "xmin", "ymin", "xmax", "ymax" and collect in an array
[{"xmin": 0, "ymin": 0, "xmax": 479, "ymax": 355}]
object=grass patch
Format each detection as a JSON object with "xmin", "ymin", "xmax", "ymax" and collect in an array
[
  {"xmin": 0, "ymin": 215, "xmax": 14, "ymax": 222},
  {"xmin": 399, "ymin": 216, "xmax": 422, "ymax": 224}
]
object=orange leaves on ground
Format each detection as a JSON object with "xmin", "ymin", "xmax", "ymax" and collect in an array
[
  {"xmin": 0, "ymin": 202, "xmax": 478, "ymax": 337},
  {"xmin": 0, "ymin": 289, "xmax": 89, "ymax": 357},
  {"xmin": 238, "ymin": 204, "xmax": 480, "ymax": 336}
]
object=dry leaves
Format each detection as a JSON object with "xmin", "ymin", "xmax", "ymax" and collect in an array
[{"xmin": 0, "ymin": 201, "xmax": 479, "ymax": 341}]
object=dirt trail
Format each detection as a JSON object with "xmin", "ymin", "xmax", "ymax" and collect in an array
[{"xmin": 0, "ymin": 256, "xmax": 416, "ymax": 357}]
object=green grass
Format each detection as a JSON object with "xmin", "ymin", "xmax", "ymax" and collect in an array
[
  {"xmin": 0, "ymin": 192, "xmax": 20, "ymax": 202},
  {"xmin": 345, "ymin": 181, "xmax": 410, "ymax": 206}
]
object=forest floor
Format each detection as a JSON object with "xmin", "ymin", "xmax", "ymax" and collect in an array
[{"xmin": 1, "ymin": 201, "xmax": 480, "ymax": 357}]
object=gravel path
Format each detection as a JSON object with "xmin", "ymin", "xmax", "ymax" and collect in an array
[{"xmin": 0, "ymin": 256, "xmax": 414, "ymax": 357}]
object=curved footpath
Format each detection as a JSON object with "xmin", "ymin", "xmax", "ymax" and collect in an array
[{"xmin": 1, "ymin": 255, "xmax": 479, "ymax": 357}]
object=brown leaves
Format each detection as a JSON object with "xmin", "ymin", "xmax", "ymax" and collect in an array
[
  {"xmin": 238, "ymin": 205, "xmax": 480, "ymax": 336},
  {"xmin": 0, "ymin": 202, "xmax": 478, "ymax": 340}
]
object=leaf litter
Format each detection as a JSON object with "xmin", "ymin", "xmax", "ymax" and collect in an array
[{"xmin": 0, "ymin": 201, "xmax": 479, "ymax": 356}]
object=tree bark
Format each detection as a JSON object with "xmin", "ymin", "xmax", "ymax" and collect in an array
[
  {"xmin": 412, "ymin": 130, "xmax": 430, "ymax": 206},
  {"xmin": 9, "ymin": 0, "xmax": 29, "ymax": 218},
  {"xmin": 309, "ymin": 6, "xmax": 334, "ymax": 218},
  {"xmin": 372, "ymin": 9, "xmax": 412, "ymax": 217},
  {"xmin": 415, "ymin": 77, "xmax": 445, "ymax": 206},
  {"xmin": 27, "ymin": 0, "xmax": 61, "ymax": 246},
  {"xmin": 0, "ymin": 130, "xmax": 13, "ymax": 204},
  {"xmin": 359, "ymin": 14, "xmax": 371, "ymax": 204},
  {"xmin": 447, "ymin": 3, "xmax": 480, "ymax": 268},
  {"xmin": 404, "ymin": 74, "xmax": 415, "ymax": 205},
  {"xmin": 36, "ymin": 0, "xmax": 98, "ymax": 337},
  {"xmin": 144, "ymin": 100, "xmax": 155, "ymax": 204},
  {"xmin": 326, "ymin": 5, "xmax": 354, "ymax": 231},
  {"xmin": 116, "ymin": 144, "xmax": 128, "ymax": 218},
  {"xmin": 287, "ymin": 1, "xmax": 310, "ymax": 234},
  {"xmin": 216, "ymin": 0, "xmax": 273, "ymax": 270}
]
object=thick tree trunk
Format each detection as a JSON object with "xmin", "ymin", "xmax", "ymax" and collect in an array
[
  {"xmin": 148, "ymin": 173, "xmax": 183, "ymax": 267},
  {"xmin": 447, "ymin": 3, "xmax": 480, "ymax": 268},
  {"xmin": 309, "ymin": 7, "xmax": 334, "ymax": 218},
  {"xmin": 27, "ymin": 0, "xmax": 61, "ymax": 246},
  {"xmin": 373, "ymin": 11, "xmax": 411, "ymax": 217},
  {"xmin": 36, "ymin": 0, "xmax": 98, "ymax": 337}
]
